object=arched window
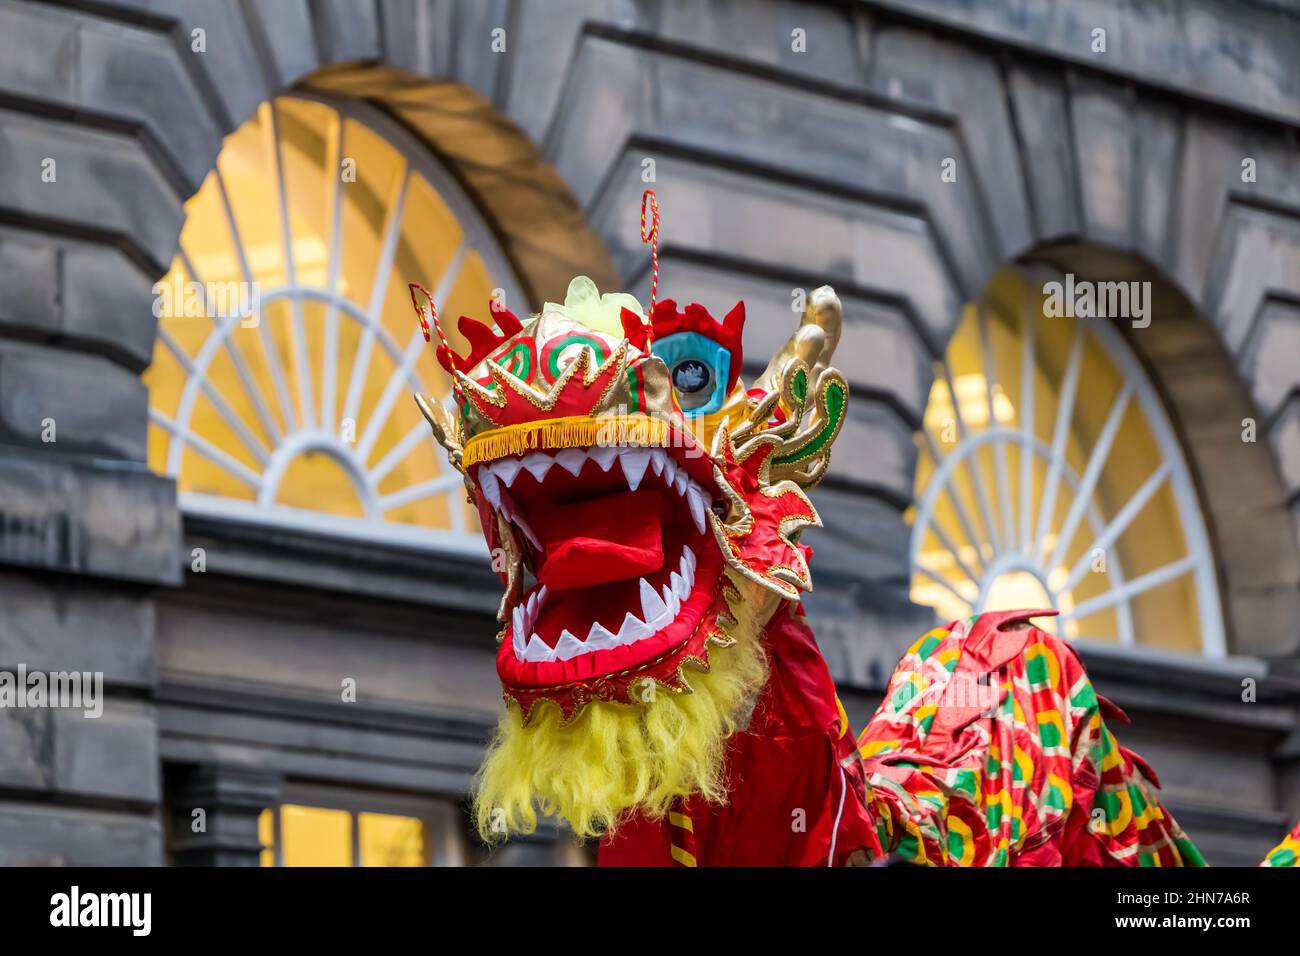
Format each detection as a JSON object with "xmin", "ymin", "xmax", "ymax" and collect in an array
[
  {"xmin": 909, "ymin": 267, "xmax": 1225, "ymax": 656},
  {"xmin": 146, "ymin": 95, "xmax": 523, "ymax": 551}
]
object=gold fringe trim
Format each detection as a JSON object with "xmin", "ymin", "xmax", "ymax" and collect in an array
[{"xmin": 462, "ymin": 414, "xmax": 672, "ymax": 468}]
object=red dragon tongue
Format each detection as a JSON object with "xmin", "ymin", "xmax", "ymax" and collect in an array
[{"xmin": 536, "ymin": 488, "xmax": 665, "ymax": 591}]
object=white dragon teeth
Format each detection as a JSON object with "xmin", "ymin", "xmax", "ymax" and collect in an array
[
  {"xmin": 589, "ymin": 445, "xmax": 620, "ymax": 472},
  {"xmin": 585, "ymin": 622, "xmax": 620, "ymax": 650},
  {"xmin": 478, "ymin": 468, "xmax": 501, "ymax": 509},
  {"xmin": 478, "ymin": 447, "xmax": 711, "ymax": 549},
  {"xmin": 511, "ymin": 546, "xmax": 699, "ymax": 663},
  {"xmin": 511, "ymin": 586, "xmax": 548, "ymax": 659},
  {"xmin": 555, "ymin": 630, "xmax": 586, "ymax": 661},
  {"xmin": 512, "ymin": 607, "xmax": 526, "ymax": 657},
  {"xmin": 686, "ymin": 485, "xmax": 707, "ymax": 534},
  {"xmin": 521, "ymin": 452, "xmax": 554, "ymax": 482},
  {"xmin": 639, "ymin": 578, "xmax": 670, "ymax": 628},
  {"xmin": 662, "ymin": 584, "xmax": 679, "ymax": 615},
  {"xmin": 555, "ymin": 448, "xmax": 587, "ymax": 477},
  {"xmin": 617, "ymin": 611, "xmax": 654, "ymax": 644},
  {"xmin": 662, "ymin": 456, "xmax": 678, "ymax": 486},
  {"xmin": 506, "ymin": 541, "xmax": 702, "ymax": 660},
  {"xmin": 523, "ymin": 634, "xmax": 556, "ymax": 663},
  {"xmin": 493, "ymin": 456, "xmax": 524, "ymax": 487},
  {"xmin": 479, "ymin": 446, "xmax": 705, "ymax": 497},
  {"xmin": 619, "ymin": 447, "xmax": 653, "ymax": 491}
]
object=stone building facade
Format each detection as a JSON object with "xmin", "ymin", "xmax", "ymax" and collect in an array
[{"xmin": 0, "ymin": 0, "xmax": 1298, "ymax": 866}]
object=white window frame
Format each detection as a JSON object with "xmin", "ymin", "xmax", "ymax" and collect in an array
[
  {"xmin": 151, "ymin": 93, "xmax": 526, "ymax": 557},
  {"xmin": 910, "ymin": 272, "xmax": 1226, "ymax": 657}
]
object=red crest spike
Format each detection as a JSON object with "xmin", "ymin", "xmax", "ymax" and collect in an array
[
  {"xmin": 458, "ymin": 314, "xmax": 501, "ymax": 355},
  {"xmin": 489, "ymin": 297, "xmax": 524, "ymax": 337},
  {"xmin": 412, "ymin": 284, "xmax": 528, "ymax": 403},
  {"xmin": 619, "ymin": 306, "xmax": 651, "ymax": 351}
]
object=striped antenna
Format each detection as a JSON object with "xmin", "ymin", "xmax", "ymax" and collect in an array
[
  {"xmin": 408, "ymin": 281, "xmax": 462, "ymax": 401},
  {"xmin": 640, "ymin": 188, "xmax": 661, "ymax": 313}
]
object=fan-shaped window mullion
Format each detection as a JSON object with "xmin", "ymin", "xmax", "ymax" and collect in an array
[
  {"xmin": 910, "ymin": 267, "xmax": 1225, "ymax": 657},
  {"xmin": 145, "ymin": 94, "xmax": 524, "ymax": 554}
]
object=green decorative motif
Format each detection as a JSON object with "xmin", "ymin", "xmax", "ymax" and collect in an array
[
  {"xmin": 500, "ymin": 341, "xmax": 532, "ymax": 382},
  {"xmin": 544, "ymin": 334, "xmax": 610, "ymax": 381},
  {"xmin": 772, "ymin": 378, "xmax": 846, "ymax": 467}
]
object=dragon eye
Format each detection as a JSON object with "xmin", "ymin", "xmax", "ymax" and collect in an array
[
  {"xmin": 672, "ymin": 359, "xmax": 712, "ymax": 394},
  {"xmin": 652, "ymin": 331, "xmax": 731, "ymax": 416}
]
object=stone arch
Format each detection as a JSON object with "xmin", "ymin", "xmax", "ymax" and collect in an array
[
  {"xmin": 862, "ymin": 41, "xmax": 1300, "ymax": 659},
  {"xmin": 1013, "ymin": 243, "xmax": 1300, "ymax": 659},
  {"xmin": 963, "ymin": 67, "xmax": 1300, "ymax": 658}
]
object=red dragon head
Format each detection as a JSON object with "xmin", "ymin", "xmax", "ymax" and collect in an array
[{"xmin": 413, "ymin": 275, "xmax": 848, "ymax": 839}]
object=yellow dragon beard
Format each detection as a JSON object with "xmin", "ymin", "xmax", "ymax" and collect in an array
[{"xmin": 473, "ymin": 600, "xmax": 770, "ymax": 842}]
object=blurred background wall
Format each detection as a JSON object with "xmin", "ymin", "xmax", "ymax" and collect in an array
[{"xmin": 0, "ymin": 0, "xmax": 1298, "ymax": 866}]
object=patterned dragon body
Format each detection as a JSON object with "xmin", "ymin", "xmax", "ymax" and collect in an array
[{"xmin": 412, "ymin": 269, "xmax": 1300, "ymax": 867}]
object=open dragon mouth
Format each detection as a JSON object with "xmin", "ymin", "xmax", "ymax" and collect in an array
[{"xmin": 472, "ymin": 437, "xmax": 726, "ymax": 684}]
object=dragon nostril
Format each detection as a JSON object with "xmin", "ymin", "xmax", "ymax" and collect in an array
[{"xmin": 710, "ymin": 500, "xmax": 727, "ymax": 518}]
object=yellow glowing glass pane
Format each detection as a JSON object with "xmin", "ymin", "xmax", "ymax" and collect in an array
[
  {"xmin": 359, "ymin": 813, "xmax": 427, "ymax": 867},
  {"xmin": 258, "ymin": 808, "xmax": 275, "ymax": 867},
  {"xmin": 276, "ymin": 98, "xmax": 337, "ymax": 288},
  {"xmin": 219, "ymin": 106, "xmax": 285, "ymax": 287},
  {"xmin": 923, "ymin": 374, "xmax": 1014, "ymax": 433},
  {"xmin": 338, "ymin": 118, "xmax": 405, "ymax": 295},
  {"xmin": 273, "ymin": 452, "xmax": 366, "ymax": 516},
  {"xmin": 396, "ymin": 173, "xmax": 466, "ymax": 320},
  {"xmin": 280, "ymin": 805, "xmax": 353, "ymax": 867},
  {"xmin": 983, "ymin": 571, "xmax": 1052, "ymax": 613}
]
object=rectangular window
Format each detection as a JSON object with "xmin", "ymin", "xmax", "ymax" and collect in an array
[{"xmin": 258, "ymin": 784, "xmax": 467, "ymax": 867}]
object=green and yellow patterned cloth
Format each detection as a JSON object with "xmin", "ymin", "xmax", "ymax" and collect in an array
[{"xmin": 857, "ymin": 609, "xmax": 1207, "ymax": 866}]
